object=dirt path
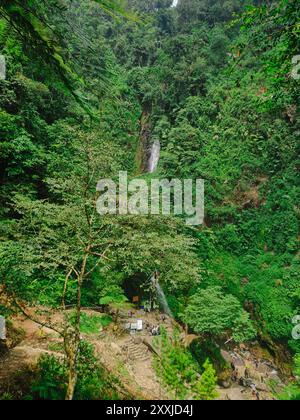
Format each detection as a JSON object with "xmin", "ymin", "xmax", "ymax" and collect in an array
[
  {"xmin": 0, "ymin": 309, "xmax": 173, "ymax": 399},
  {"xmin": 0, "ymin": 309, "xmax": 286, "ymax": 400},
  {"xmin": 90, "ymin": 309, "xmax": 175, "ymax": 399}
]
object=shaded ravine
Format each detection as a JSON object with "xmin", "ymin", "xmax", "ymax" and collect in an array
[
  {"xmin": 137, "ymin": 105, "xmax": 161, "ymax": 175},
  {"xmin": 137, "ymin": 108, "xmax": 170, "ymax": 316}
]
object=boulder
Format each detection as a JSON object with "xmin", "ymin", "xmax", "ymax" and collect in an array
[
  {"xmin": 254, "ymin": 382, "xmax": 269, "ymax": 392},
  {"xmin": 220, "ymin": 380, "xmax": 232, "ymax": 389},
  {"xmin": 221, "ymin": 350, "xmax": 233, "ymax": 364}
]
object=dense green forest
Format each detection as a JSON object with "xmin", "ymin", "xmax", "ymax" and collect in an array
[{"xmin": 0, "ymin": 0, "xmax": 299, "ymax": 401}]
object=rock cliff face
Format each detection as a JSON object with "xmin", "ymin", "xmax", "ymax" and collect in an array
[
  {"xmin": 137, "ymin": 108, "xmax": 152, "ymax": 174},
  {"xmin": 0, "ymin": 340, "xmax": 8, "ymax": 355},
  {"xmin": 137, "ymin": 107, "xmax": 160, "ymax": 175}
]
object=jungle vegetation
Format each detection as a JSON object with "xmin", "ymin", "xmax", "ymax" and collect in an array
[{"xmin": 0, "ymin": 0, "xmax": 299, "ymax": 400}]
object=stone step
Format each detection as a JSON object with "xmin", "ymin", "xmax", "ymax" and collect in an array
[{"xmin": 125, "ymin": 345, "xmax": 150, "ymax": 360}]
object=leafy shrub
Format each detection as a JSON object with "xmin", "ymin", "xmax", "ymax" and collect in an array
[
  {"xmin": 280, "ymin": 354, "xmax": 300, "ymax": 401},
  {"xmin": 31, "ymin": 341, "xmax": 121, "ymax": 400},
  {"xmin": 80, "ymin": 313, "xmax": 112, "ymax": 334},
  {"xmin": 153, "ymin": 328, "xmax": 218, "ymax": 400},
  {"xmin": 182, "ymin": 286, "xmax": 256, "ymax": 342}
]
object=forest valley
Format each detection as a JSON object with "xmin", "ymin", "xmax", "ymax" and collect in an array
[{"xmin": 0, "ymin": 0, "xmax": 299, "ymax": 401}]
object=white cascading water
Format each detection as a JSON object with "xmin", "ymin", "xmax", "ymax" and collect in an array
[
  {"xmin": 151, "ymin": 276, "xmax": 173, "ymax": 317},
  {"xmin": 171, "ymin": 0, "xmax": 179, "ymax": 7},
  {"xmin": 147, "ymin": 139, "xmax": 161, "ymax": 174},
  {"xmin": 146, "ymin": 124, "xmax": 171, "ymax": 315}
]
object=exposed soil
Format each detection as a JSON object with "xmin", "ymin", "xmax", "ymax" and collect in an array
[{"xmin": 0, "ymin": 308, "xmax": 289, "ymax": 400}]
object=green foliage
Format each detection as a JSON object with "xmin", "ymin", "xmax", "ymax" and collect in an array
[
  {"xmin": 154, "ymin": 328, "xmax": 218, "ymax": 400},
  {"xmin": 0, "ymin": 392, "xmax": 14, "ymax": 400},
  {"xmin": 194, "ymin": 359, "xmax": 218, "ymax": 401},
  {"xmin": 182, "ymin": 287, "xmax": 256, "ymax": 343},
  {"xmin": 153, "ymin": 328, "xmax": 198, "ymax": 399},
  {"xmin": 280, "ymin": 354, "xmax": 300, "ymax": 401},
  {"xmin": 97, "ymin": 282, "xmax": 128, "ymax": 306},
  {"xmin": 31, "ymin": 341, "xmax": 121, "ymax": 400},
  {"xmin": 117, "ymin": 0, "xmax": 300, "ymax": 357},
  {"xmin": 0, "ymin": 0, "xmax": 132, "ymax": 110},
  {"xmin": 190, "ymin": 339, "xmax": 228, "ymax": 374},
  {"xmin": 31, "ymin": 354, "xmax": 67, "ymax": 400},
  {"xmin": 80, "ymin": 313, "xmax": 112, "ymax": 334},
  {"xmin": 0, "ymin": 0, "xmax": 299, "ymax": 399}
]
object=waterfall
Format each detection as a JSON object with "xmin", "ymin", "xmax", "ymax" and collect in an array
[
  {"xmin": 171, "ymin": 0, "xmax": 179, "ymax": 8},
  {"xmin": 151, "ymin": 276, "xmax": 173, "ymax": 317},
  {"xmin": 147, "ymin": 139, "xmax": 161, "ymax": 174},
  {"xmin": 139, "ymin": 106, "xmax": 160, "ymax": 174}
]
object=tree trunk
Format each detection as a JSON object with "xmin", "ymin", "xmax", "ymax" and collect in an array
[
  {"xmin": 65, "ymin": 353, "xmax": 78, "ymax": 400},
  {"xmin": 64, "ymin": 248, "xmax": 90, "ymax": 400},
  {"xmin": 64, "ymin": 327, "xmax": 79, "ymax": 401}
]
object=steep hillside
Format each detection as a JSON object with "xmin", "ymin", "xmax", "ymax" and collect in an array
[{"xmin": 0, "ymin": 0, "xmax": 299, "ymax": 401}]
